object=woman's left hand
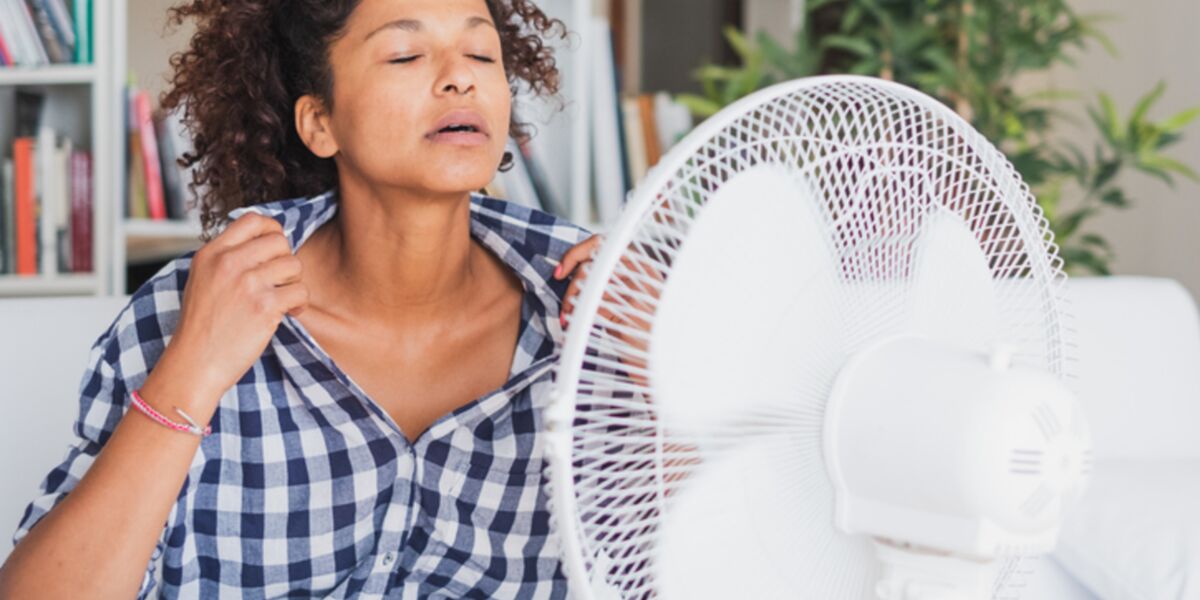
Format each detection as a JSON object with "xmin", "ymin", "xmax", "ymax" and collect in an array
[{"xmin": 554, "ymin": 234, "xmax": 605, "ymax": 329}]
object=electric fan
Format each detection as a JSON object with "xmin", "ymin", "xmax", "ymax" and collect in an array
[{"xmin": 544, "ymin": 76, "xmax": 1092, "ymax": 600}]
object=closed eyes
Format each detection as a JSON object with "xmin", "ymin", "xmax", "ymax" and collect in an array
[{"xmin": 388, "ymin": 55, "xmax": 497, "ymax": 64}]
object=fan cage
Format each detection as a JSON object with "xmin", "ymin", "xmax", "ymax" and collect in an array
[{"xmin": 550, "ymin": 76, "xmax": 1075, "ymax": 600}]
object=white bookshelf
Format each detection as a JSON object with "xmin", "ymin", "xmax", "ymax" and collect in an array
[{"xmin": 0, "ymin": 0, "xmax": 122, "ymax": 297}]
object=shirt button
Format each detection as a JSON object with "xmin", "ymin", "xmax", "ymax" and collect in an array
[{"xmin": 382, "ymin": 551, "xmax": 396, "ymax": 566}]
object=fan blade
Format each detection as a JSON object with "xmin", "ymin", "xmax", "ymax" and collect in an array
[
  {"xmin": 656, "ymin": 438, "xmax": 877, "ymax": 599},
  {"xmin": 649, "ymin": 164, "xmax": 844, "ymax": 435},
  {"xmin": 907, "ymin": 207, "xmax": 1000, "ymax": 352}
]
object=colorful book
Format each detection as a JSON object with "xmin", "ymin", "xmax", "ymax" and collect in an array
[
  {"xmin": 70, "ymin": 150, "xmax": 91, "ymax": 272},
  {"xmin": 22, "ymin": 0, "xmax": 67, "ymax": 63},
  {"xmin": 72, "ymin": 0, "xmax": 88, "ymax": 63},
  {"xmin": 132, "ymin": 90, "xmax": 167, "ymax": 220},
  {"xmin": 13, "ymin": 138, "xmax": 37, "ymax": 275},
  {"xmin": 1, "ymin": 159, "xmax": 12, "ymax": 273}
]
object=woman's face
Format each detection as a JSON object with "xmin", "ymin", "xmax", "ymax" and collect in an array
[{"xmin": 311, "ymin": 0, "xmax": 511, "ymax": 196}]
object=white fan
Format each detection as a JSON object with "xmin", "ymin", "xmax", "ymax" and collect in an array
[{"xmin": 544, "ymin": 76, "xmax": 1092, "ymax": 600}]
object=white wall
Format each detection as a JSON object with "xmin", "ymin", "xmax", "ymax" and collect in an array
[
  {"xmin": 1041, "ymin": 0, "xmax": 1200, "ymax": 297},
  {"xmin": 127, "ymin": 0, "xmax": 192, "ymax": 105}
]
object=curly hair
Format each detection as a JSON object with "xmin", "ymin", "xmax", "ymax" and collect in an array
[{"xmin": 160, "ymin": 0, "xmax": 570, "ymax": 241}]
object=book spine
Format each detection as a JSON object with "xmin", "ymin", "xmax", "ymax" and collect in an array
[
  {"xmin": 134, "ymin": 91, "xmax": 167, "ymax": 220},
  {"xmin": 36, "ymin": 125, "xmax": 57, "ymax": 275},
  {"xmin": 2, "ymin": 159, "xmax": 13, "ymax": 274},
  {"xmin": 81, "ymin": 151, "xmax": 91, "ymax": 272},
  {"xmin": 23, "ymin": 0, "xmax": 66, "ymax": 63},
  {"xmin": 14, "ymin": 138, "xmax": 37, "ymax": 275},
  {"xmin": 71, "ymin": 0, "xmax": 88, "ymax": 63},
  {"xmin": 0, "ymin": 23, "xmax": 13, "ymax": 65},
  {"xmin": 36, "ymin": 0, "xmax": 73, "ymax": 62},
  {"xmin": 55, "ymin": 139, "xmax": 71, "ymax": 272}
]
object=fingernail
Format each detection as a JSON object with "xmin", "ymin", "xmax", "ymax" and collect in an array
[
  {"xmin": 554, "ymin": 264, "xmax": 563, "ymax": 279},
  {"xmin": 560, "ymin": 313, "xmax": 567, "ymax": 328}
]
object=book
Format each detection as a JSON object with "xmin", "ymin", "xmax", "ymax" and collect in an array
[
  {"xmin": 127, "ymin": 130, "xmax": 148, "ymax": 219},
  {"xmin": 0, "ymin": 22, "xmax": 13, "ymax": 65},
  {"xmin": 0, "ymin": 159, "xmax": 7, "ymax": 272},
  {"xmin": 22, "ymin": 0, "xmax": 66, "ymax": 63},
  {"xmin": 589, "ymin": 16, "xmax": 627, "ymax": 227},
  {"xmin": 653, "ymin": 91, "xmax": 693, "ymax": 153},
  {"xmin": 36, "ymin": 124, "xmax": 58, "ymax": 274},
  {"xmin": 132, "ymin": 90, "xmax": 167, "ymax": 220},
  {"xmin": 72, "ymin": 0, "xmax": 88, "ymax": 63},
  {"xmin": 1, "ymin": 0, "xmax": 44, "ymax": 66},
  {"xmin": 154, "ymin": 107, "xmax": 196, "ymax": 221},
  {"xmin": 13, "ymin": 138, "xmax": 36, "ymax": 275},
  {"xmin": 53, "ymin": 136, "xmax": 72, "ymax": 273},
  {"xmin": 620, "ymin": 95, "xmax": 647, "ymax": 187},
  {"xmin": 638, "ymin": 93, "xmax": 662, "ymax": 167},
  {"xmin": 69, "ymin": 150, "xmax": 91, "ymax": 272},
  {"xmin": 1, "ymin": 159, "xmax": 12, "ymax": 274},
  {"xmin": 42, "ymin": 0, "xmax": 76, "ymax": 53}
]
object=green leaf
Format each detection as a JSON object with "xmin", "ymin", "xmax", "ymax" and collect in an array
[
  {"xmin": 1060, "ymin": 246, "xmax": 1112, "ymax": 276},
  {"xmin": 1057, "ymin": 206, "xmax": 1097, "ymax": 240},
  {"xmin": 1098, "ymin": 93, "xmax": 1124, "ymax": 143},
  {"xmin": 1161, "ymin": 107, "xmax": 1200, "ymax": 133},
  {"xmin": 1080, "ymin": 233, "xmax": 1113, "ymax": 252},
  {"xmin": 1129, "ymin": 81, "xmax": 1166, "ymax": 126},
  {"xmin": 723, "ymin": 26, "xmax": 754, "ymax": 63},
  {"xmin": 821, "ymin": 34, "xmax": 876, "ymax": 58},
  {"xmin": 1091, "ymin": 159, "xmax": 1121, "ymax": 190},
  {"xmin": 674, "ymin": 94, "xmax": 722, "ymax": 119},
  {"xmin": 1099, "ymin": 188, "xmax": 1130, "ymax": 208},
  {"xmin": 1140, "ymin": 155, "xmax": 1200, "ymax": 182}
]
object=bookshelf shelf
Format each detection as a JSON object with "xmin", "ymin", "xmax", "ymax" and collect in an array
[
  {"xmin": 123, "ymin": 217, "xmax": 202, "ymax": 239},
  {"xmin": 0, "ymin": 65, "xmax": 98, "ymax": 86},
  {"xmin": 0, "ymin": 273, "xmax": 99, "ymax": 296},
  {"xmin": 0, "ymin": 0, "xmax": 121, "ymax": 298},
  {"xmin": 123, "ymin": 218, "xmax": 203, "ymax": 264}
]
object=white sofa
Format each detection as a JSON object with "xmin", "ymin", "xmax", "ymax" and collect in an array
[{"xmin": 2, "ymin": 276, "xmax": 1198, "ymax": 598}]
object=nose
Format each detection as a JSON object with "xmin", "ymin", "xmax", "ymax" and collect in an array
[{"xmin": 435, "ymin": 54, "xmax": 477, "ymax": 96}]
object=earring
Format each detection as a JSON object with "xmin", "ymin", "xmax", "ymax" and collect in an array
[{"xmin": 498, "ymin": 150, "xmax": 514, "ymax": 172}]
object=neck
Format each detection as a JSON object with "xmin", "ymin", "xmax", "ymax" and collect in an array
[{"xmin": 319, "ymin": 177, "xmax": 482, "ymax": 323}]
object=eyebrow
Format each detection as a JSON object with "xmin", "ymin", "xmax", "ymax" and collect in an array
[{"xmin": 364, "ymin": 15, "xmax": 495, "ymax": 42}]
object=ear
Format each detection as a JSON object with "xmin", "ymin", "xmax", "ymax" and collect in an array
[{"xmin": 295, "ymin": 94, "xmax": 339, "ymax": 159}]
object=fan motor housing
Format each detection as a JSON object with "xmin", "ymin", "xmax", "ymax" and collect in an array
[{"xmin": 823, "ymin": 335, "xmax": 1092, "ymax": 559}]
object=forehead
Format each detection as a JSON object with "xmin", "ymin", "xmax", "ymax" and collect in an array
[{"xmin": 348, "ymin": 0, "xmax": 495, "ymax": 38}]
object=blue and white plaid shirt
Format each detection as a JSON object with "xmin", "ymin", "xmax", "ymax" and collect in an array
[{"xmin": 12, "ymin": 190, "xmax": 593, "ymax": 598}]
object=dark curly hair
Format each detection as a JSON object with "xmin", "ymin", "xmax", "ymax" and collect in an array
[{"xmin": 160, "ymin": 0, "xmax": 570, "ymax": 241}]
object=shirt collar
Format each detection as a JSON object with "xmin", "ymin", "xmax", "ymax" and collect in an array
[{"xmin": 225, "ymin": 187, "xmax": 568, "ymax": 347}]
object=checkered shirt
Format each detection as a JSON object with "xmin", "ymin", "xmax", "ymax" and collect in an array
[{"xmin": 11, "ymin": 190, "xmax": 594, "ymax": 598}]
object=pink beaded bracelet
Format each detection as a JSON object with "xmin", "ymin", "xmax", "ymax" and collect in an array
[{"xmin": 130, "ymin": 389, "xmax": 212, "ymax": 437}]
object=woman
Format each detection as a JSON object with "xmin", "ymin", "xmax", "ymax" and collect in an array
[{"xmin": 0, "ymin": 0, "xmax": 605, "ymax": 597}]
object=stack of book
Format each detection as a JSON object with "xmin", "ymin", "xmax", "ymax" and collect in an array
[
  {"xmin": 125, "ymin": 85, "xmax": 197, "ymax": 223},
  {"xmin": 589, "ymin": 15, "xmax": 693, "ymax": 225},
  {"xmin": 0, "ymin": 90, "xmax": 93, "ymax": 276},
  {"xmin": 0, "ymin": 0, "xmax": 92, "ymax": 67}
]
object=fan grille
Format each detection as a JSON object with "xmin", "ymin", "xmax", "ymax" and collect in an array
[{"xmin": 553, "ymin": 76, "xmax": 1072, "ymax": 599}]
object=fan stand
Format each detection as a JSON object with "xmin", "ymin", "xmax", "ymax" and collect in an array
[{"xmin": 872, "ymin": 538, "xmax": 1000, "ymax": 600}]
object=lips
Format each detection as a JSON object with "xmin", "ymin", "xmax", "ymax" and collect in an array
[{"xmin": 427, "ymin": 110, "xmax": 489, "ymax": 138}]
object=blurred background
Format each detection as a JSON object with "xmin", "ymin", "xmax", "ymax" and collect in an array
[{"xmin": 0, "ymin": 0, "xmax": 1196, "ymax": 299}]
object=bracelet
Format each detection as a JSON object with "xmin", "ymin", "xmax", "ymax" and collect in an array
[{"xmin": 129, "ymin": 389, "xmax": 212, "ymax": 437}]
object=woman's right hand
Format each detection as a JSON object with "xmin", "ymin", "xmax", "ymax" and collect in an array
[{"xmin": 165, "ymin": 213, "xmax": 309, "ymax": 401}]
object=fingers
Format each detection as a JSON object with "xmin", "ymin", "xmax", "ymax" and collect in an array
[
  {"xmin": 253, "ymin": 254, "xmax": 304, "ymax": 288},
  {"xmin": 273, "ymin": 281, "xmax": 310, "ymax": 317},
  {"xmin": 554, "ymin": 234, "xmax": 604, "ymax": 280},
  {"xmin": 214, "ymin": 213, "xmax": 284, "ymax": 250},
  {"xmin": 236, "ymin": 231, "xmax": 294, "ymax": 268}
]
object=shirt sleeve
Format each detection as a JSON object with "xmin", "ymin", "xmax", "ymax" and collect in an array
[{"xmin": 10, "ymin": 302, "xmax": 171, "ymax": 600}]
